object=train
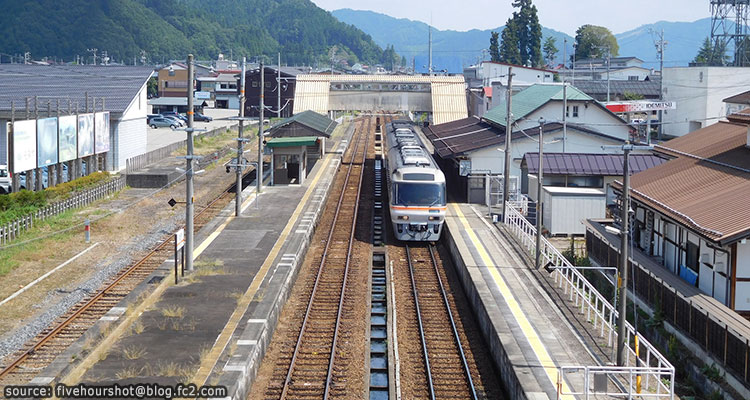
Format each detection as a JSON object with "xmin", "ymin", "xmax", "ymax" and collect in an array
[{"xmin": 384, "ymin": 119, "xmax": 447, "ymax": 241}]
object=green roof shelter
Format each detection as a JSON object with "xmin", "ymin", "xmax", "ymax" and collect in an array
[{"xmin": 265, "ymin": 136, "xmax": 322, "ymax": 185}]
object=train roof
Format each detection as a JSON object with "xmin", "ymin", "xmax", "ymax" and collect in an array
[{"xmin": 386, "ymin": 121, "xmax": 440, "ymax": 171}]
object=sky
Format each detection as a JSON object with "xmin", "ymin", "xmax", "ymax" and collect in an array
[{"xmin": 311, "ymin": 0, "xmax": 710, "ymax": 35}]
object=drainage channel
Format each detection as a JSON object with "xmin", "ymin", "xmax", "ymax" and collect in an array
[{"xmin": 369, "ymin": 118, "xmax": 391, "ymax": 399}]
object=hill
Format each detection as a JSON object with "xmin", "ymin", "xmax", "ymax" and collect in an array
[
  {"xmin": 0, "ymin": 0, "xmax": 384, "ymax": 65},
  {"xmin": 331, "ymin": 9, "xmax": 709, "ymax": 72}
]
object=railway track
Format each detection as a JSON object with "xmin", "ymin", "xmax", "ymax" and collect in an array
[
  {"xmin": 0, "ymin": 169, "xmax": 252, "ymax": 386},
  {"xmin": 263, "ymin": 117, "xmax": 372, "ymax": 399},
  {"xmin": 405, "ymin": 244, "xmax": 477, "ymax": 400}
]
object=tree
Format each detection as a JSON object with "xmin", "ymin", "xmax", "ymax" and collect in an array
[
  {"xmin": 543, "ymin": 37, "xmax": 558, "ymax": 67},
  {"xmin": 573, "ymin": 25, "xmax": 619, "ymax": 61},
  {"xmin": 498, "ymin": 0, "xmax": 542, "ymax": 67},
  {"xmin": 500, "ymin": 18, "xmax": 521, "ymax": 65},
  {"xmin": 489, "ymin": 31, "xmax": 501, "ymax": 62},
  {"xmin": 694, "ymin": 37, "xmax": 729, "ymax": 66}
]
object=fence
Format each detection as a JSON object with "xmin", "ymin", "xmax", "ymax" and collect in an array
[
  {"xmin": 0, "ymin": 176, "xmax": 125, "ymax": 246},
  {"xmin": 587, "ymin": 229, "xmax": 750, "ymax": 387},
  {"xmin": 126, "ymin": 123, "xmax": 239, "ymax": 174},
  {"xmin": 503, "ymin": 204, "xmax": 675, "ymax": 399}
]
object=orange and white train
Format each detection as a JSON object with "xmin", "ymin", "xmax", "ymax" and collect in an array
[{"xmin": 385, "ymin": 120, "xmax": 446, "ymax": 241}]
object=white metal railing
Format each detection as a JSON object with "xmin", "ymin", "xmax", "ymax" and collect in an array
[
  {"xmin": 503, "ymin": 204, "xmax": 675, "ymax": 399},
  {"xmin": 558, "ymin": 366, "xmax": 675, "ymax": 400}
]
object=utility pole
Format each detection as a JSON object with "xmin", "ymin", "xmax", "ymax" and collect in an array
[
  {"xmin": 562, "ymin": 83, "xmax": 567, "ymax": 153},
  {"xmin": 258, "ymin": 61, "xmax": 265, "ymax": 195},
  {"xmin": 185, "ymin": 54, "xmax": 196, "ymax": 272},
  {"xmin": 277, "ymin": 52, "xmax": 282, "ymax": 118},
  {"xmin": 606, "ymin": 47, "xmax": 611, "ymax": 103},
  {"xmin": 501, "ymin": 67, "xmax": 514, "ymax": 222},
  {"xmin": 236, "ymin": 57, "xmax": 247, "ymax": 217},
  {"xmin": 653, "ymin": 28, "xmax": 667, "ymax": 142},
  {"xmin": 535, "ymin": 118, "xmax": 545, "ymax": 270},
  {"xmin": 428, "ymin": 23, "xmax": 433, "ymax": 75},
  {"xmin": 617, "ymin": 143, "xmax": 631, "ymax": 366}
]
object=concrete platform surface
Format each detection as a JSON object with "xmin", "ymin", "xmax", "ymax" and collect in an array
[{"xmin": 444, "ymin": 203, "xmax": 606, "ymax": 400}]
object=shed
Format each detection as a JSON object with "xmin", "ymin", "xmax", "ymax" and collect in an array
[
  {"xmin": 266, "ymin": 136, "xmax": 320, "ymax": 185},
  {"xmin": 268, "ymin": 110, "xmax": 336, "ymax": 163},
  {"xmin": 541, "ymin": 187, "xmax": 606, "ymax": 236}
]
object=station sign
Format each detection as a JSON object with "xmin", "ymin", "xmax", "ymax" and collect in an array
[
  {"xmin": 175, "ymin": 228, "xmax": 185, "ymax": 251},
  {"xmin": 606, "ymin": 101, "xmax": 677, "ymax": 113},
  {"xmin": 195, "ymin": 91, "xmax": 211, "ymax": 100}
]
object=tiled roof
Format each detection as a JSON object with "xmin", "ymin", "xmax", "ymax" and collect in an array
[
  {"xmin": 573, "ymin": 79, "xmax": 660, "ymax": 99},
  {"xmin": 613, "ymin": 121, "xmax": 750, "ymax": 244},
  {"xmin": 270, "ymin": 110, "xmax": 337, "ymax": 137},
  {"xmin": 0, "ymin": 64, "xmax": 154, "ymax": 116},
  {"xmin": 522, "ymin": 152, "xmax": 667, "ymax": 175},
  {"xmin": 424, "ymin": 116, "xmax": 506, "ymax": 158},
  {"xmin": 723, "ymin": 90, "xmax": 750, "ymax": 104},
  {"xmin": 484, "ymin": 84, "xmax": 593, "ymax": 127}
]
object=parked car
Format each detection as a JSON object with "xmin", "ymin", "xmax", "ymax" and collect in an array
[
  {"xmin": 161, "ymin": 111, "xmax": 188, "ymax": 122},
  {"xmin": 149, "ymin": 117, "xmax": 179, "ymax": 129},
  {"xmin": 160, "ymin": 115, "xmax": 184, "ymax": 127},
  {"xmin": 193, "ymin": 113, "xmax": 213, "ymax": 122},
  {"xmin": 0, "ymin": 165, "xmax": 11, "ymax": 194}
]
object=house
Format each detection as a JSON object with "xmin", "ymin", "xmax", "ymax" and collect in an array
[
  {"xmin": 662, "ymin": 66, "xmax": 750, "ymax": 137},
  {"xmin": 724, "ymin": 90, "xmax": 750, "ymax": 116},
  {"xmin": 568, "ymin": 57, "xmax": 652, "ymax": 81},
  {"xmin": 592, "ymin": 111, "xmax": 750, "ymax": 310},
  {"xmin": 0, "ymin": 64, "xmax": 154, "ymax": 179},
  {"xmin": 213, "ymin": 73, "xmax": 240, "ymax": 109},
  {"xmin": 245, "ymin": 66, "xmax": 303, "ymax": 119}
]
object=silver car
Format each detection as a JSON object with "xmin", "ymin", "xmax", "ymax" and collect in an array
[
  {"xmin": 149, "ymin": 117, "xmax": 179, "ymax": 129},
  {"xmin": 0, "ymin": 165, "xmax": 11, "ymax": 194}
]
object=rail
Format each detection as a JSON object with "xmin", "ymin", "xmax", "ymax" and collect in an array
[{"xmin": 503, "ymin": 204, "xmax": 675, "ymax": 399}]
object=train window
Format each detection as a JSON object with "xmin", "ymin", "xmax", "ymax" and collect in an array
[
  {"xmin": 403, "ymin": 173, "xmax": 434, "ymax": 181},
  {"xmin": 394, "ymin": 183, "xmax": 445, "ymax": 206}
]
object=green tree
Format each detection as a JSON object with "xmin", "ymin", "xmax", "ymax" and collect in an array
[
  {"xmin": 489, "ymin": 31, "xmax": 501, "ymax": 62},
  {"xmin": 500, "ymin": 18, "xmax": 521, "ymax": 65},
  {"xmin": 573, "ymin": 24, "xmax": 619, "ymax": 61},
  {"xmin": 499, "ymin": 0, "xmax": 542, "ymax": 67},
  {"xmin": 543, "ymin": 36, "xmax": 558, "ymax": 67},
  {"xmin": 694, "ymin": 37, "xmax": 730, "ymax": 66}
]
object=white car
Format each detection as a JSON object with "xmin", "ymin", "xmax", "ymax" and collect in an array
[{"xmin": 0, "ymin": 165, "xmax": 11, "ymax": 194}]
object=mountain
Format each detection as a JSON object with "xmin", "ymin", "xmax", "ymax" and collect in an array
[
  {"xmin": 0, "ymin": 0, "xmax": 384, "ymax": 65},
  {"xmin": 332, "ymin": 9, "xmax": 710, "ymax": 73}
]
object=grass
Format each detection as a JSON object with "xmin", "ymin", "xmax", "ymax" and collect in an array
[
  {"xmin": 0, "ymin": 210, "xmax": 78, "ymax": 276},
  {"xmin": 122, "ymin": 345, "xmax": 147, "ymax": 360},
  {"xmin": 161, "ymin": 305, "xmax": 185, "ymax": 319},
  {"xmin": 180, "ymin": 259, "xmax": 226, "ymax": 285},
  {"xmin": 115, "ymin": 365, "xmax": 143, "ymax": 380},
  {"xmin": 131, "ymin": 319, "xmax": 145, "ymax": 335}
]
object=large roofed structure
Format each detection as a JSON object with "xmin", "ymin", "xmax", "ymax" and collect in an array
[{"xmin": 293, "ymin": 74, "xmax": 467, "ymax": 125}]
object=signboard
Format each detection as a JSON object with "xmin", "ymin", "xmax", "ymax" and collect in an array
[
  {"xmin": 606, "ymin": 101, "xmax": 677, "ymax": 113},
  {"xmin": 459, "ymin": 160, "xmax": 472, "ymax": 176},
  {"xmin": 37, "ymin": 117, "xmax": 58, "ymax": 167},
  {"xmin": 94, "ymin": 112, "xmax": 110, "ymax": 154},
  {"xmin": 175, "ymin": 228, "xmax": 185, "ymax": 251},
  {"xmin": 13, "ymin": 120, "xmax": 36, "ymax": 173},
  {"xmin": 58, "ymin": 115, "xmax": 78, "ymax": 162},
  {"xmin": 78, "ymin": 113, "xmax": 94, "ymax": 157},
  {"xmin": 195, "ymin": 91, "xmax": 211, "ymax": 100}
]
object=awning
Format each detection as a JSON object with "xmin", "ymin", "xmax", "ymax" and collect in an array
[{"xmin": 266, "ymin": 136, "xmax": 319, "ymax": 148}]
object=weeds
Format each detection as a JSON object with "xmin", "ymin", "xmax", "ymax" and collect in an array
[
  {"xmin": 122, "ymin": 345, "xmax": 147, "ymax": 360},
  {"xmin": 115, "ymin": 365, "xmax": 142, "ymax": 380},
  {"xmin": 161, "ymin": 305, "xmax": 185, "ymax": 319}
]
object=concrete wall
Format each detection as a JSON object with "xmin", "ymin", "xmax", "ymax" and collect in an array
[
  {"xmin": 479, "ymin": 63, "xmax": 554, "ymax": 87},
  {"xmin": 328, "ymin": 91, "xmax": 431, "ymax": 113},
  {"xmin": 663, "ymin": 67, "xmax": 750, "ymax": 137}
]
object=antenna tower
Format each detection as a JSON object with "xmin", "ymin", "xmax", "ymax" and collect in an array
[{"xmin": 710, "ymin": 0, "xmax": 750, "ymax": 66}]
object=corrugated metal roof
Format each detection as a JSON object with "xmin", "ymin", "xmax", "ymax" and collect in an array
[
  {"xmin": 292, "ymin": 74, "xmax": 467, "ymax": 125},
  {"xmin": 522, "ymin": 153, "xmax": 667, "ymax": 175},
  {"xmin": 0, "ymin": 64, "xmax": 153, "ymax": 115},
  {"xmin": 573, "ymin": 80, "xmax": 660, "ymax": 100},
  {"xmin": 614, "ymin": 121, "xmax": 750, "ymax": 244},
  {"xmin": 269, "ymin": 110, "xmax": 337, "ymax": 137},
  {"xmin": 423, "ymin": 117, "xmax": 504, "ymax": 159},
  {"xmin": 484, "ymin": 83, "xmax": 593, "ymax": 127},
  {"xmin": 723, "ymin": 90, "xmax": 750, "ymax": 104}
]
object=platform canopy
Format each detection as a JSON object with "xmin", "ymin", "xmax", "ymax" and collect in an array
[{"xmin": 265, "ymin": 136, "xmax": 319, "ymax": 148}]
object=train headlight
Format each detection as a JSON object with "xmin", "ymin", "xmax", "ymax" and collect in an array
[
  {"xmin": 397, "ymin": 215, "xmax": 409, "ymax": 221},
  {"xmin": 428, "ymin": 216, "xmax": 440, "ymax": 221}
]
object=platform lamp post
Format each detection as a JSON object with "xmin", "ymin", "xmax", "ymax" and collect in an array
[{"xmin": 534, "ymin": 118, "xmax": 545, "ymax": 270}]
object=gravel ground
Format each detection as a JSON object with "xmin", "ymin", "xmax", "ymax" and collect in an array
[{"xmin": 0, "ymin": 130, "xmax": 244, "ymax": 366}]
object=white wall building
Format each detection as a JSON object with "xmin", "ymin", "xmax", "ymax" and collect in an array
[{"xmin": 662, "ymin": 66, "xmax": 750, "ymax": 137}]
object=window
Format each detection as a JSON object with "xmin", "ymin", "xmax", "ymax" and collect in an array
[
  {"xmin": 168, "ymin": 69, "xmax": 175, "ymax": 77},
  {"xmin": 566, "ymin": 106, "xmax": 569, "ymax": 117},
  {"xmin": 628, "ymin": 76, "xmax": 639, "ymax": 81},
  {"xmin": 572, "ymin": 105, "xmax": 579, "ymax": 117}
]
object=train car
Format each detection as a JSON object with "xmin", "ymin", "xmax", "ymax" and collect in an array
[{"xmin": 385, "ymin": 120, "xmax": 446, "ymax": 241}]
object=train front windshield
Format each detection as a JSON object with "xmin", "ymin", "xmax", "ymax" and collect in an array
[{"xmin": 394, "ymin": 183, "xmax": 446, "ymax": 206}]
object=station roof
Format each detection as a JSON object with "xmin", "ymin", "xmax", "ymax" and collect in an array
[
  {"xmin": 612, "ymin": 120, "xmax": 750, "ymax": 245},
  {"xmin": 522, "ymin": 153, "xmax": 668, "ymax": 176},
  {"xmin": 0, "ymin": 64, "xmax": 154, "ymax": 118},
  {"xmin": 293, "ymin": 74, "xmax": 467, "ymax": 125},
  {"xmin": 266, "ymin": 136, "xmax": 319, "ymax": 148},
  {"xmin": 270, "ymin": 110, "xmax": 337, "ymax": 138}
]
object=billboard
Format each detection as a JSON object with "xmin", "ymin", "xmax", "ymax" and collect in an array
[
  {"xmin": 59, "ymin": 115, "xmax": 77, "ymax": 162},
  {"xmin": 606, "ymin": 101, "xmax": 677, "ymax": 113},
  {"xmin": 13, "ymin": 120, "xmax": 37, "ymax": 173},
  {"xmin": 94, "ymin": 112, "xmax": 110, "ymax": 154},
  {"xmin": 78, "ymin": 113, "xmax": 94, "ymax": 157},
  {"xmin": 37, "ymin": 117, "xmax": 58, "ymax": 167}
]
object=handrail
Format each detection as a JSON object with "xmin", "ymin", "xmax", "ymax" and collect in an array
[{"xmin": 503, "ymin": 204, "xmax": 675, "ymax": 399}]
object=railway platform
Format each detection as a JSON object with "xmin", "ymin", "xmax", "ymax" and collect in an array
[
  {"xmin": 444, "ymin": 203, "xmax": 618, "ymax": 400},
  {"xmin": 35, "ymin": 123, "xmax": 355, "ymax": 399}
]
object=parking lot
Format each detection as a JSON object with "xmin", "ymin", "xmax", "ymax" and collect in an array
[{"xmin": 146, "ymin": 108, "xmax": 257, "ymax": 152}]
